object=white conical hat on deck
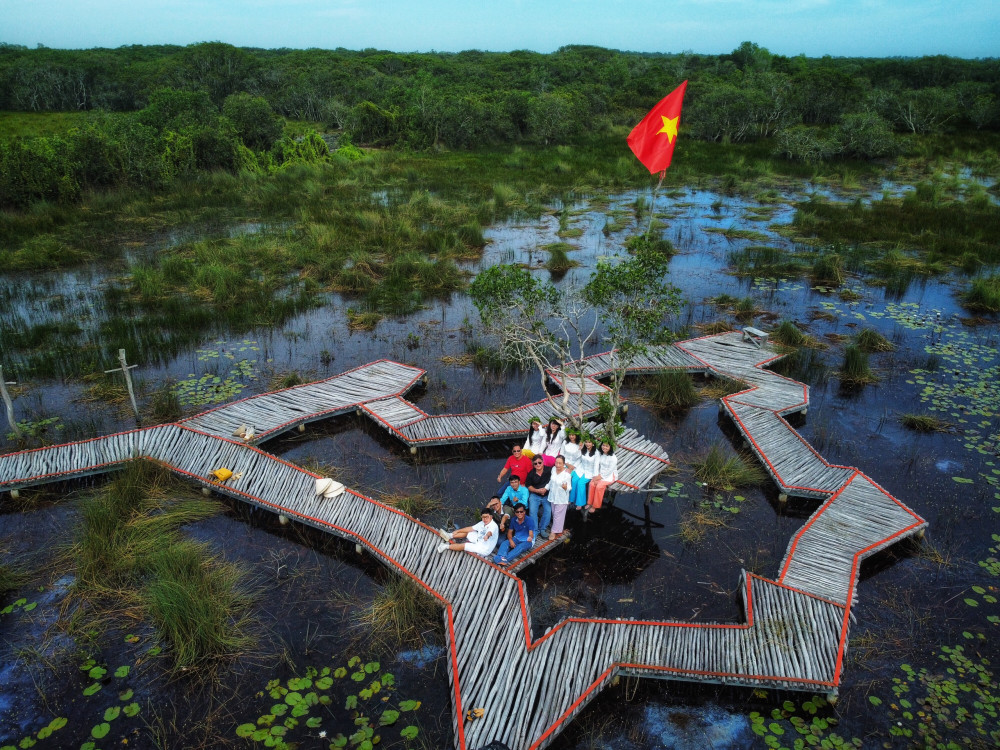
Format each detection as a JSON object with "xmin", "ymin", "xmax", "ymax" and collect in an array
[
  {"xmin": 323, "ymin": 480, "xmax": 345, "ymax": 498},
  {"xmin": 315, "ymin": 477, "xmax": 335, "ymax": 495}
]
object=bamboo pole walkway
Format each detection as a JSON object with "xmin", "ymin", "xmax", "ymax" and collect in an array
[{"xmin": 0, "ymin": 331, "xmax": 928, "ymax": 750}]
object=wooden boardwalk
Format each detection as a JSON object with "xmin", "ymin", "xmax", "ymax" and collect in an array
[{"xmin": 0, "ymin": 332, "xmax": 927, "ymax": 750}]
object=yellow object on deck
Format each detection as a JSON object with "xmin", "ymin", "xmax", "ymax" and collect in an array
[{"xmin": 211, "ymin": 467, "xmax": 233, "ymax": 482}]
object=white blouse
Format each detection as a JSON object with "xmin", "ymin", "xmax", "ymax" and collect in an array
[
  {"xmin": 561, "ymin": 441, "xmax": 582, "ymax": 471},
  {"xmin": 524, "ymin": 427, "xmax": 546, "ymax": 454},
  {"xmin": 595, "ymin": 453, "xmax": 618, "ymax": 482},
  {"xmin": 546, "ymin": 467, "xmax": 573, "ymax": 505},
  {"xmin": 575, "ymin": 450, "xmax": 598, "ymax": 480},
  {"xmin": 542, "ymin": 426, "xmax": 566, "ymax": 458}
]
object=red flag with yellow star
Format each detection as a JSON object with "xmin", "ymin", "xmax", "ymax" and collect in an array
[{"xmin": 627, "ymin": 80, "xmax": 687, "ymax": 174}]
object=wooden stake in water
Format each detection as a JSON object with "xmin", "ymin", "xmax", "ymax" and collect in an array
[
  {"xmin": 0, "ymin": 366, "xmax": 22, "ymax": 440},
  {"xmin": 105, "ymin": 349, "xmax": 140, "ymax": 423}
]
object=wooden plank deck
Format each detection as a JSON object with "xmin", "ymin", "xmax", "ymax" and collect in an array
[{"xmin": 0, "ymin": 331, "xmax": 928, "ymax": 750}]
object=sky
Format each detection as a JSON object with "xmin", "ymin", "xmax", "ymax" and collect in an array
[{"xmin": 1, "ymin": 0, "xmax": 997, "ymax": 58}]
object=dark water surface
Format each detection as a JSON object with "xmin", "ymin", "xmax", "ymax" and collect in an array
[{"xmin": 2, "ymin": 183, "xmax": 999, "ymax": 749}]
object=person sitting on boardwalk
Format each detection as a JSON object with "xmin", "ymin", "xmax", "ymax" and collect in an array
[
  {"xmin": 437, "ymin": 508, "xmax": 498, "ymax": 557},
  {"xmin": 540, "ymin": 417, "xmax": 565, "ymax": 468},
  {"xmin": 570, "ymin": 434, "xmax": 596, "ymax": 511},
  {"xmin": 499, "ymin": 475, "xmax": 529, "ymax": 510},
  {"xmin": 493, "ymin": 503, "xmax": 536, "ymax": 565},
  {"xmin": 547, "ymin": 455, "xmax": 573, "ymax": 540},
  {"xmin": 586, "ymin": 440, "xmax": 618, "ymax": 513},
  {"xmin": 497, "ymin": 444, "xmax": 532, "ymax": 486},
  {"xmin": 440, "ymin": 496, "xmax": 509, "ymax": 546},
  {"xmin": 525, "ymin": 456, "xmax": 552, "ymax": 539},
  {"xmin": 523, "ymin": 417, "xmax": 546, "ymax": 458}
]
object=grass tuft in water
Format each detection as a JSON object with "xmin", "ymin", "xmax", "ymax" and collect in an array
[
  {"xmin": 702, "ymin": 377, "xmax": 751, "ymax": 400},
  {"xmin": 698, "ymin": 320, "xmax": 736, "ymax": 335},
  {"xmin": 73, "ymin": 460, "xmax": 253, "ymax": 670},
  {"xmin": 379, "ymin": 488, "xmax": 443, "ymax": 518},
  {"xmin": 771, "ymin": 321, "xmax": 808, "ymax": 347},
  {"xmin": 901, "ymin": 413, "xmax": 953, "ymax": 432},
  {"xmin": 811, "ymin": 251, "xmax": 844, "ymax": 286},
  {"xmin": 962, "ymin": 275, "xmax": 1000, "ymax": 313},
  {"xmin": 543, "ymin": 242, "xmax": 578, "ymax": 272},
  {"xmin": 148, "ymin": 381, "xmax": 183, "ymax": 423},
  {"xmin": 0, "ymin": 563, "xmax": 26, "ymax": 597},
  {"xmin": 360, "ymin": 575, "xmax": 439, "ymax": 648},
  {"xmin": 734, "ymin": 297, "xmax": 759, "ymax": 323},
  {"xmin": 838, "ymin": 345, "xmax": 877, "ymax": 385},
  {"xmin": 692, "ymin": 445, "xmax": 765, "ymax": 490},
  {"xmin": 854, "ymin": 328, "xmax": 894, "ymax": 352},
  {"xmin": 640, "ymin": 371, "xmax": 698, "ymax": 411}
]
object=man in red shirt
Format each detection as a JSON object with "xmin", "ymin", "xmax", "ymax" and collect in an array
[{"xmin": 497, "ymin": 444, "xmax": 532, "ymax": 486}]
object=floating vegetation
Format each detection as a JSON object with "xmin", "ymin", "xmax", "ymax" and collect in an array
[
  {"xmin": 692, "ymin": 445, "xmax": 765, "ymax": 490},
  {"xmin": 235, "ymin": 656, "xmax": 423, "ymax": 750},
  {"xmin": 882, "ymin": 646, "xmax": 1000, "ymax": 747},
  {"xmin": 703, "ymin": 226, "xmax": 771, "ymax": 242},
  {"xmin": 696, "ymin": 320, "xmax": 735, "ymax": 335},
  {"xmin": 346, "ymin": 308, "xmax": 383, "ymax": 331},
  {"xmin": 543, "ymin": 242, "xmax": 578, "ymax": 272},
  {"xmin": 734, "ymin": 297, "xmax": 759, "ymax": 323},
  {"xmin": 728, "ymin": 245, "xmax": 805, "ymax": 279},
  {"xmin": 678, "ymin": 508, "xmax": 729, "ymax": 544},
  {"xmin": 749, "ymin": 695, "xmax": 859, "ymax": 748},
  {"xmin": 0, "ymin": 563, "xmax": 25, "ymax": 597},
  {"xmin": 900, "ymin": 413, "xmax": 954, "ymax": 432},
  {"xmin": 838, "ymin": 345, "xmax": 877, "ymax": 385},
  {"xmin": 6, "ymin": 415, "xmax": 64, "ymax": 444},
  {"xmin": 771, "ymin": 321, "xmax": 808, "ymax": 348},
  {"xmin": 854, "ymin": 327, "xmax": 895, "ymax": 352}
]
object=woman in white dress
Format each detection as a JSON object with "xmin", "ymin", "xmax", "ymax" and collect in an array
[
  {"xmin": 586, "ymin": 440, "xmax": 618, "ymax": 513},
  {"xmin": 546, "ymin": 455, "xmax": 573, "ymax": 539}
]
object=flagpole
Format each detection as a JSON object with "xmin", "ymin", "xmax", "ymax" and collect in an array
[{"xmin": 645, "ymin": 170, "xmax": 665, "ymax": 238}]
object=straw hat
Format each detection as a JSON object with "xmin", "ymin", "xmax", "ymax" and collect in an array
[{"xmin": 315, "ymin": 477, "xmax": 335, "ymax": 495}]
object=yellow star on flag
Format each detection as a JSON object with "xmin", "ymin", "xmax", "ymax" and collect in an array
[{"xmin": 657, "ymin": 115, "xmax": 679, "ymax": 143}]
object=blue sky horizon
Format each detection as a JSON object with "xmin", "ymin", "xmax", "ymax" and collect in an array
[{"xmin": 1, "ymin": 0, "xmax": 997, "ymax": 59}]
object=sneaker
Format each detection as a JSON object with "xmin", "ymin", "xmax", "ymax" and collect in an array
[
  {"xmin": 436, "ymin": 543, "xmax": 448, "ymax": 553},
  {"xmin": 438, "ymin": 528, "xmax": 451, "ymax": 542},
  {"xmin": 539, "ymin": 531, "xmax": 549, "ymax": 540}
]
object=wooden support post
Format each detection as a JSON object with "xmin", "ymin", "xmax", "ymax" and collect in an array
[
  {"xmin": 0, "ymin": 366, "xmax": 22, "ymax": 440},
  {"xmin": 355, "ymin": 543, "xmax": 363, "ymax": 555},
  {"xmin": 298, "ymin": 424, "xmax": 306, "ymax": 433},
  {"xmin": 10, "ymin": 489, "xmax": 20, "ymax": 499},
  {"xmin": 410, "ymin": 446, "xmax": 417, "ymax": 455},
  {"xmin": 778, "ymin": 493, "xmax": 788, "ymax": 504},
  {"xmin": 278, "ymin": 514, "xmax": 289, "ymax": 525},
  {"xmin": 827, "ymin": 688, "xmax": 839, "ymax": 705},
  {"xmin": 201, "ymin": 487, "xmax": 211, "ymax": 496},
  {"xmin": 620, "ymin": 403, "xmax": 629, "ymax": 416},
  {"xmin": 916, "ymin": 527, "xmax": 925, "ymax": 540},
  {"xmin": 104, "ymin": 349, "xmax": 140, "ymax": 423}
]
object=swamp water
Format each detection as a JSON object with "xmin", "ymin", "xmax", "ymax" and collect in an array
[{"xmin": 2, "ymin": 183, "xmax": 999, "ymax": 749}]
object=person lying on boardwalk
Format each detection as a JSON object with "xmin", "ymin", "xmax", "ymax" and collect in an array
[
  {"xmin": 586, "ymin": 440, "xmax": 618, "ymax": 513},
  {"xmin": 497, "ymin": 443, "xmax": 532, "ymax": 486},
  {"xmin": 547, "ymin": 455, "xmax": 573, "ymax": 540},
  {"xmin": 540, "ymin": 417, "xmax": 566, "ymax": 468},
  {"xmin": 437, "ymin": 508, "xmax": 498, "ymax": 556},
  {"xmin": 525, "ymin": 456, "xmax": 552, "ymax": 539},
  {"xmin": 498, "ymin": 475, "xmax": 529, "ymax": 510},
  {"xmin": 493, "ymin": 503, "xmax": 536, "ymax": 565},
  {"xmin": 523, "ymin": 416, "xmax": 546, "ymax": 458}
]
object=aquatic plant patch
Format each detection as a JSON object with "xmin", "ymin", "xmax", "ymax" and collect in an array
[{"xmin": 235, "ymin": 656, "xmax": 422, "ymax": 750}]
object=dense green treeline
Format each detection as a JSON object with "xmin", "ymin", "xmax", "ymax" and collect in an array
[{"xmin": 1, "ymin": 40, "xmax": 998, "ymax": 210}]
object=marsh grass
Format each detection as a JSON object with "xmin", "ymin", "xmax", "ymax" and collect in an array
[
  {"xmin": 901, "ymin": 413, "xmax": 954, "ymax": 432},
  {"xmin": 379, "ymin": 488, "xmax": 443, "ymax": 518},
  {"xmin": 703, "ymin": 226, "xmax": 771, "ymax": 242},
  {"xmin": 637, "ymin": 371, "xmax": 698, "ymax": 411},
  {"xmin": 0, "ymin": 563, "xmax": 26, "ymax": 597},
  {"xmin": 771, "ymin": 321, "xmax": 807, "ymax": 347},
  {"xmin": 270, "ymin": 370, "xmax": 306, "ymax": 390},
  {"xmin": 361, "ymin": 575, "xmax": 439, "ymax": 649},
  {"xmin": 734, "ymin": 297, "xmax": 759, "ymax": 323},
  {"xmin": 838, "ymin": 345, "xmax": 877, "ymax": 385},
  {"xmin": 854, "ymin": 328, "xmax": 895, "ymax": 352},
  {"xmin": 811, "ymin": 252, "xmax": 844, "ymax": 286},
  {"xmin": 701, "ymin": 377, "xmax": 751, "ymax": 400},
  {"xmin": 543, "ymin": 242, "xmax": 579, "ymax": 272},
  {"xmin": 678, "ymin": 509, "xmax": 730, "ymax": 544},
  {"xmin": 72, "ymin": 460, "xmax": 253, "ymax": 670},
  {"xmin": 962, "ymin": 275, "xmax": 1000, "ymax": 313},
  {"xmin": 728, "ymin": 245, "xmax": 805, "ymax": 278},
  {"xmin": 347, "ymin": 308, "xmax": 383, "ymax": 331},
  {"xmin": 147, "ymin": 380, "xmax": 183, "ymax": 423},
  {"xmin": 696, "ymin": 320, "xmax": 735, "ymax": 335},
  {"xmin": 692, "ymin": 445, "xmax": 765, "ymax": 490}
]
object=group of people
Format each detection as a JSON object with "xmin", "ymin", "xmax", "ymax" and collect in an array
[{"xmin": 436, "ymin": 417, "xmax": 619, "ymax": 566}]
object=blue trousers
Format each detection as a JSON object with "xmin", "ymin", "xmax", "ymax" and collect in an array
[
  {"xmin": 529, "ymin": 493, "xmax": 551, "ymax": 534},
  {"xmin": 493, "ymin": 538, "xmax": 533, "ymax": 564},
  {"xmin": 569, "ymin": 474, "xmax": 589, "ymax": 507}
]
